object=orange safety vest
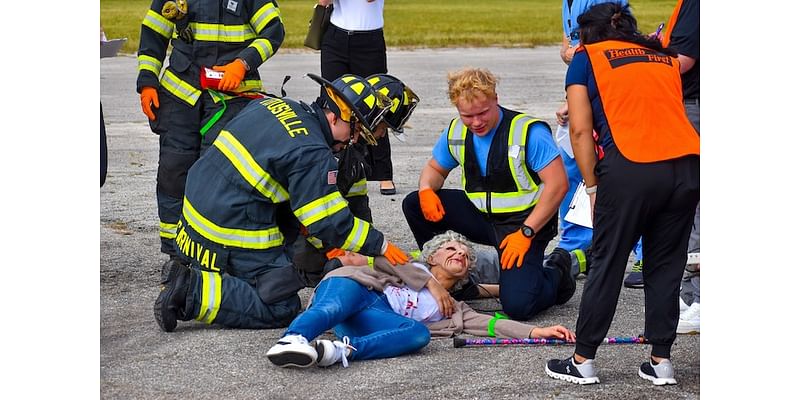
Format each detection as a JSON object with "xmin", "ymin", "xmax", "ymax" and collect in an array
[
  {"xmin": 583, "ymin": 40, "xmax": 699, "ymax": 163},
  {"xmin": 660, "ymin": 0, "xmax": 684, "ymax": 48}
]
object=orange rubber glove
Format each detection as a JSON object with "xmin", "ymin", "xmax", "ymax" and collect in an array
[
  {"xmin": 383, "ymin": 241, "xmax": 409, "ymax": 266},
  {"xmin": 325, "ymin": 248, "xmax": 346, "ymax": 260},
  {"xmin": 212, "ymin": 59, "xmax": 247, "ymax": 91},
  {"xmin": 498, "ymin": 229, "xmax": 533, "ymax": 270},
  {"xmin": 140, "ymin": 87, "xmax": 159, "ymax": 121},
  {"xmin": 419, "ymin": 188, "xmax": 445, "ymax": 222}
]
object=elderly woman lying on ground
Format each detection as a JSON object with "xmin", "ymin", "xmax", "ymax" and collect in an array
[{"xmin": 267, "ymin": 230, "xmax": 575, "ymax": 368}]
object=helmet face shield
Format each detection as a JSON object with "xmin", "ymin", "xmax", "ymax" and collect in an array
[{"xmin": 366, "ymin": 74, "xmax": 420, "ymax": 134}]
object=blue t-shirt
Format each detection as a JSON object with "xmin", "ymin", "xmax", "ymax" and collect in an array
[
  {"xmin": 432, "ymin": 107, "xmax": 560, "ymax": 176},
  {"xmin": 562, "ymin": 0, "xmax": 629, "ymax": 47}
]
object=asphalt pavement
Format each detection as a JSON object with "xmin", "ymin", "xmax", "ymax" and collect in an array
[{"xmin": 100, "ymin": 46, "xmax": 700, "ymax": 399}]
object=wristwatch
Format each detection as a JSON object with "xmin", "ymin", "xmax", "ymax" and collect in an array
[{"xmin": 521, "ymin": 224, "xmax": 535, "ymax": 238}]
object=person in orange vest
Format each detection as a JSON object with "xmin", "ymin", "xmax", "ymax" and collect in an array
[{"xmin": 544, "ymin": 2, "xmax": 699, "ymax": 386}]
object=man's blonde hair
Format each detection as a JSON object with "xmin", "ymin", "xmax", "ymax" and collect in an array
[{"xmin": 446, "ymin": 67, "xmax": 499, "ymax": 105}]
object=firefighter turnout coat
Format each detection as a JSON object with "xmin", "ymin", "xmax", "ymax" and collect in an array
[{"xmin": 174, "ymin": 97, "xmax": 389, "ymax": 328}]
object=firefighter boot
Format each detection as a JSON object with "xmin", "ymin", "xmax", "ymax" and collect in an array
[
  {"xmin": 154, "ymin": 261, "xmax": 192, "ymax": 332},
  {"xmin": 545, "ymin": 248, "xmax": 577, "ymax": 305},
  {"xmin": 160, "ymin": 256, "xmax": 188, "ymax": 284}
]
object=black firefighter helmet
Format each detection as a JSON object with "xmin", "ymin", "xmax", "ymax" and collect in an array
[
  {"xmin": 366, "ymin": 74, "xmax": 420, "ymax": 134},
  {"xmin": 307, "ymin": 73, "xmax": 392, "ymax": 146}
]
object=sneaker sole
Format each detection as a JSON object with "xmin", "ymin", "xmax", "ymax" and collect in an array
[
  {"xmin": 545, "ymin": 365, "xmax": 600, "ymax": 385},
  {"xmin": 267, "ymin": 352, "xmax": 316, "ymax": 368},
  {"xmin": 676, "ymin": 327, "xmax": 700, "ymax": 335},
  {"xmin": 624, "ymin": 282, "xmax": 644, "ymax": 289},
  {"xmin": 638, "ymin": 369, "xmax": 677, "ymax": 385}
]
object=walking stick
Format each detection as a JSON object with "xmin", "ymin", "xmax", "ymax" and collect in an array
[{"xmin": 453, "ymin": 336, "xmax": 648, "ymax": 348}]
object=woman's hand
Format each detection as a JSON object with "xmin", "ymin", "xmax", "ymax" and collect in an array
[
  {"xmin": 427, "ymin": 278, "xmax": 455, "ymax": 318},
  {"xmin": 530, "ymin": 325, "xmax": 576, "ymax": 342}
]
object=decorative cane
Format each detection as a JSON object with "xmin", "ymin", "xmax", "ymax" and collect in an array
[{"xmin": 453, "ymin": 336, "xmax": 648, "ymax": 348}]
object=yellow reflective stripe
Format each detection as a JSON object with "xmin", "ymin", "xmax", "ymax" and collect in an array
[
  {"xmin": 507, "ymin": 115, "xmax": 538, "ymax": 191},
  {"xmin": 195, "ymin": 270, "xmax": 222, "ymax": 324},
  {"xmin": 305, "ymin": 235, "xmax": 324, "ymax": 250},
  {"xmin": 213, "ymin": 80, "xmax": 263, "ymax": 99},
  {"xmin": 342, "ymin": 217, "xmax": 369, "ymax": 252},
  {"xmin": 294, "ymin": 192, "xmax": 348, "ymax": 227},
  {"xmin": 213, "ymin": 130, "xmax": 289, "ymax": 202},
  {"xmin": 346, "ymin": 178, "xmax": 367, "ymax": 197},
  {"xmin": 143, "ymin": 9, "xmax": 174, "ymax": 39},
  {"xmin": 467, "ymin": 191, "xmax": 539, "ymax": 213},
  {"xmin": 190, "ymin": 22, "xmax": 256, "ymax": 42},
  {"xmin": 137, "ymin": 54, "xmax": 162, "ymax": 76},
  {"xmin": 250, "ymin": 2, "xmax": 281, "ymax": 32},
  {"xmin": 249, "ymin": 38, "xmax": 274, "ymax": 62},
  {"xmin": 183, "ymin": 198, "xmax": 284, "ymax": 250},
  {"xmin": 161, "ymin": 70, "xmax": 201, "ymax": 106},
  {"xmin": 159, "ymin": 221, "xmax": 178, "ymax": 239}
]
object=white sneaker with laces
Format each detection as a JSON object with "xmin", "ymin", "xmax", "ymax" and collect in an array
[
  {"xmin": 315, "ymin": 336, "xmax": 356, "ymax": 368},
  {"xmin": 677, "ymin": 302, "xmax": 700, "ymax": 334},
  {"xmin": 266, "ymin": 334, "xmax": 318, "ymax": 368}
]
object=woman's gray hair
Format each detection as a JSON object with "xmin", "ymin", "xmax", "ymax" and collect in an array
[{"xmin": 419, "ymin": 230, "xmax": 477, "ymax": 270}]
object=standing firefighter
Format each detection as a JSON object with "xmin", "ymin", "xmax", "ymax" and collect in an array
[
  {"xmin": 136, "ymin": 0, "xmax": 285, "ymax": 273},
  {"xmin": 155, "ymin": 74, "xmax": 410, "ymax": 332}
]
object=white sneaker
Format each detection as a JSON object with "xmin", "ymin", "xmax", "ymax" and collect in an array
[
  {"xmin": 315, "ymin": 336, "xmax": 356, "ymax": 368},
  {"xmin": 677, "ymin": 302, "xmax": 700, "ymax": 334},
  {"xmin": 267, "ymin": 334, "xmax": 318, "ymax": 368},
  {"xmin": 639, "ymin": 358, "xmax": 678, "ymax": 385},
  {"xmin": 679, "ymin": 297, "xmax": 690, "ymax": 314}
]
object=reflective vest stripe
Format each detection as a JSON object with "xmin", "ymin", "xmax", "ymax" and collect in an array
[
  {"xmin": 251, "ymin": 3, "xmax": 281, "ymax": 32},
  {"xmin": 249, "ymin": 38, "xmax": 274, "ymax": 63},
  {"xmin": 161, "ymin": 69, "xmax": 202, "ymax": 106},
  {"xmin": 447, "ymin": 116, "xmax": 543, "ymax": 213},
  {"xmin": 143, "ymin": 10, "xmax": 174, "ymax": 39},
  {"xmin": 507, "ymin": 114, "xmax": 538, "ymax": 192},
  {"xmin": 294, "ymin": 192, "xmax": 349, "ymax": 227},
  {"xmin": 346, "ymin": 178, "xmax": 368, "ymax": 197},
  {"xmin": 189, "ymin": 22, "xmax": 256, "ymax": 42},
  {"xmin": 183, "ymin": 198, "xmax": 284, "ymax": 250},
  {"xmin": 159, "ymin": 221, "xmax": 178, "ymax": 239},
  {"xmin": 214, "ymin": 130, "xmax": 289, "ymax": 202},
  {"xmin": 343, "ymin": 217, "xmax": 369, "ymax": 252},
  {"xmin": 214, "ymin": 80, "xmax": 264, "ymax": 100},
  {"xmin": 137, "ymin": 54, "xmax": 163, "ymax": 76},
  {"xmin": 195, "ymin": 270, "xmax": 222, "ymax": 324}
]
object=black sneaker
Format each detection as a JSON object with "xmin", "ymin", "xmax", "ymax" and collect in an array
[
  {"xmin": 638, "ymin": 358, "xmax": 677, "ymax": 385},
  {"xmin": 154, "ymin": 261, "xmax": 191, "ymax": 332},
  {"xmin": 545, "ymin": 356, "xmax": 600, "ymax": 385},
  {"xmin": 545, "ymin": 248, "xmax": 576, "ymax": 305},
  {"xmin": 623, "ymin": 260, "xmax": 644, "ymax": 288}
]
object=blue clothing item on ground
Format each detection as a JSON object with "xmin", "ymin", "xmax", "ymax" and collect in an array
[
  {"xmin": 431, "ymin": 108, "xmax": 559, "ymax": 176},
  {"xmin": 284, "ymin": 277, "xmax": 430, "ymax": 361},
  {"xmin": 633, "ymin": 237, "xmax": 643, "ymax": 262}
]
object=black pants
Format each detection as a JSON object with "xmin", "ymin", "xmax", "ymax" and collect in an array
[
  {"xmin": 574, "ymin": 147, "xmax": 699, "ymax": 360},
  {"xmin": 320, "ymin": 25, "xmax": 392, "ymax": 181},
  {"xmin": 101, "ymin": 103, "xmax": 107, "ymax": 187}
]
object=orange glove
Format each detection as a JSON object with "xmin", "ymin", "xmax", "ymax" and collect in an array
[
  {"xmin": 325, "ymin": 248, "xmax": 346, "ymax": 260},
  {"xmin": 498, "ymin": 229, "xmax": 533, "ymax": 270},
  {"xmin": 212, "ymin": 59, "xmax": 247, "ymax": 91},
  {"xmin": 419, "ymin": 188, "xmax": 445, "ymax": 222},
  {"xmin": 140, "ymin": 87, "xmax": 159, "ymax": 121},
  {"xmin": 383, "ymin": 241, "xmax": 409, "ymax": 266}
]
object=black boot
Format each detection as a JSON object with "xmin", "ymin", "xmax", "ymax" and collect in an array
[
  {"xmin": 545, "ymin": 248, "xmax": 576, "ymax": 305},
  {"xmin": 160, "ymin": 255, "xmax": 189, "ymax": 284},
  {"xmin": 154, "ymin": 261, "xmax": 192, "ymax": 332}
]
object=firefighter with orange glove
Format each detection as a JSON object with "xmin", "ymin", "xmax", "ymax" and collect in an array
[
  {"xmin": 136, "ymin": 0, "xmax": 285, "ymax": 275},
  {"xmin": 402, "ymin": 68, "xmax": 575, "ymax": 321}
]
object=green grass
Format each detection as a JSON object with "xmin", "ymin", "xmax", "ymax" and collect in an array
[{"xmin": 101, "ymin": 0, "xmax": 675, "ymax": 55}]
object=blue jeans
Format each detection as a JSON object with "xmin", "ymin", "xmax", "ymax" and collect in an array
[{"xmin": 284, "ymin": 278, "xmax": 430, "ymax": 361}]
